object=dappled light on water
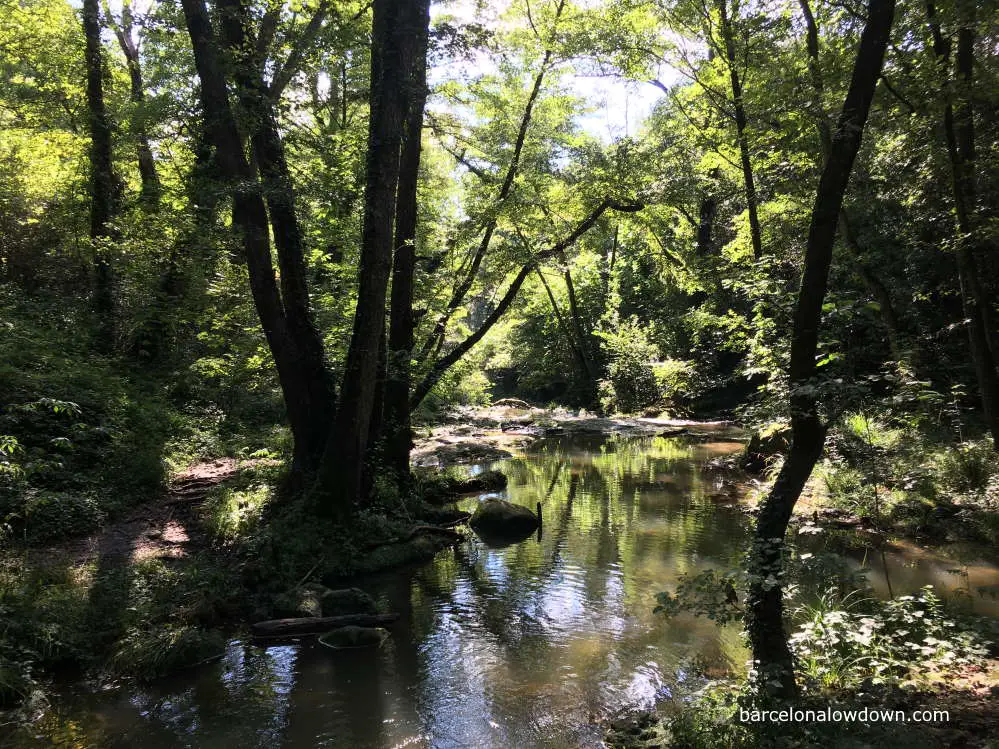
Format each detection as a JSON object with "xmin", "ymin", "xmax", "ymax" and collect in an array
[{"xmin": 17, "ymin": 433, "xmax": 999, "ymax": 748}]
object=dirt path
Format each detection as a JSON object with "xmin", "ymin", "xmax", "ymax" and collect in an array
[{"xmin": 30, "ymin": 458, "xmax": 255, "ymax": 567}]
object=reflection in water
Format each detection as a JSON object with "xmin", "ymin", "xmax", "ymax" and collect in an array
[{"xmin": 16, "ymin": 433, "xmax": 999, "ymax": 748}]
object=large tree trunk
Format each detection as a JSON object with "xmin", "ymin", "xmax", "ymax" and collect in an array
[
  {"xmin": 314, "ymin": 0, "xmax": 410, "ymax": 512},
  {"xmin": 106, "ymin": 0, "xmax": 160, "ymax": 207},
  {"xmin": 926, "ymin": 0, "xmax": 999, "ymax": 449},
  {"xmin": 83, "ymin": 0, "xmax": 122, "ymax": 347},
  {"xmin": 180, "ymin": 0, "xmax": 332, "ymax": 479},
  {"xmin": 716, "ymin": 0, "xmax": 763, "ymax": 260},
  {"xmin": 383, "ymin": 0, "xmax": 432, "ymax": 482},
  {"xmin": 746, "ymin": 0, "xmax": 894, "ymax": 698},
  {"xmin": 217, "ymin": 0, "xmax": 336, "ymax": 474}
]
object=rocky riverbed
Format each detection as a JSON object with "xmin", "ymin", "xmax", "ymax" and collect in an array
[{"xmin": 412, "ymin": 400, "xmax": 745, "ymax": 467}]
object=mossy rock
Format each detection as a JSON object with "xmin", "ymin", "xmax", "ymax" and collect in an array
[
  {"xmin": 420, "ymin": 469, "xmax": 509, "ymax": 505},
  {"xmin": 318, "ymin": 626, "xmax": 388, "ymax": 650},
  {"xmin": 452, "ymin": 469, "xmax": 508, "ymax": 494},
  {"xmin": 274, "ymin": 585, "xmax": 378, "ymax": 618},
  {"xmin": 315, "ymin": 586, "xmax": 378, "ymax": 617},
  {"xmin": 603, "ymin": 710, "xmax": 667, "ymax": 749},
  {"xmin": 469, "ymin": 499, "xmax": 539, "ymax": 546},
  {"xmin": 352, "ymin": 534, "xmax": 454, "ymax": 575}
]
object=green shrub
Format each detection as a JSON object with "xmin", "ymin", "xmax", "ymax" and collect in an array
[
  {"xmin": 790, "ymin": 586, "xmax": 990, "ymax": 691},
  {"xmin": 21, "ymin": 491, "xmax": 105, "ymax": 544},
  {"xmin": 652, "ymin": 358, "xmax": 699, "ymax": 409},
  {"xmin": 933, "ymin": 440, "xmax": 998, "ymax": 495},
  {"xmin": 596, "ymin": 316, "xmax": 661, "ymax": 413},
  {"xmin": 109, "ymin": 625, "xmax": 225, "ymax": 680}
]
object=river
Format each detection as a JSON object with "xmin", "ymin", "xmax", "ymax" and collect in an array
[{"xmin": 14, "ymin": 431, "xmax": 999, "ymax": 748}]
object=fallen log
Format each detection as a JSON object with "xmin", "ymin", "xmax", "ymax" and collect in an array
[{"xmin": 251, "ymin": 613, "xmax": 399, "ymax": 638}]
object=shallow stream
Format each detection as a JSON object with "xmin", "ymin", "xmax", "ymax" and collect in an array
[{"xmin": 15, "ymin": 431, "xmax": 999, "ymax": 748}]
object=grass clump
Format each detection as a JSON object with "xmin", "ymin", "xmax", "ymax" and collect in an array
[{"xmin": 109, "ymin": 625, "xmax": 225, "ymax": 680}]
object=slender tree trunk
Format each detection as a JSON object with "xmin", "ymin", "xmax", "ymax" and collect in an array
[
  {"xmin": 383, "ymin": 0, "xmax": 432, "ymax": 482},
  {"xmin": 926, "ymin": 0, "xmax": 999, "ymax": 448},
  {"xmin": 560, "ymin": 263, "xmax": 598, "ymax": 403},
  {"xmin": 746, "ymin": 0, "xmax": 894, "ymax": 698},
  {"xmin": 83, "ymin": 0, "xmax": 121, "ymax": 347},
  {"xmin": 417, "ymin": 0, "xmax": 566, "ymax": 364},
  {"xmin": 217, "ymin": 0, "xmax": 336, "ymax": 474},
  {"xmin": 536, "ymin": 267, "xmax": 591, "ymax": 387},
  {"xmin": 716, "ymin": 0, "xmax": 763, "ymax": 260},
  {"xmin": 696, "ymin": 169, "xmax": 719, "ymax": 256},
  {"xmin": 409, "ymin": 199, "xmax": 643, "ymax": 409},
  {"xmin": 797, "ymin": 0, "xmax": 904, "ymax": 361},
  {"xmin": 314, "ymin": 0, "xmax": 410, "ymax": 511},
  {"xmin": 106, "ymin": 0, "xmax": 160, "ymax": 207}
]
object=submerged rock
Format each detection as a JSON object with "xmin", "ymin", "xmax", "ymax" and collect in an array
[
  {"xmin": 453, "ymin": 470, "xmax": 508, "ymax": 494},
  {"xmin": 469, "ymin": 498, "xmax": 539, "ymax": 546},
  {"xmin": 492, "ymin": 398, "xmax": 532, "ymax": 409},
  {"xmin": 317, "ymin": 626, "xmax": 389, "ymax": 650}
]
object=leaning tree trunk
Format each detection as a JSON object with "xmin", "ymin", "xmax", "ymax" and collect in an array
[
  {"xmin": 217, "ymin": 0, "xmax": 336, "ymax": 474},
  {"xmin": 383, "ymin": 0, "xmax": 432, "ymax": 483},
  {"xmin": 717, "ymin": 0, "xmax": 763, "ymax": 260},
  {"xmin": 314, "ymin": 0, "xmax": 410, "ymax": 512},
  {"xmin": 797, "ymin": 0, "xmax": 904, "ymax": 362},
  {"xmin": 746, "ymin": 0, "xmax": 895, "ymax": 698},
  {"xmin": 106, "ymin": 0, "xmax": 160, "ymax": 206},
  {"xmin": 83, "ymin": 0, "xmax": 121, "ymax": 347}
]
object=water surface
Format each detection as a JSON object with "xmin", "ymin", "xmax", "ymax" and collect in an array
[{"xmin": 16, "ymin": 433, "xmax": 999, "ymax": 748}]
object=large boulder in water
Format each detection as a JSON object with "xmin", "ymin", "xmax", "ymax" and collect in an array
[{"xmin": 469, "ymin": 499, "xmax": 539, "ymax": 545}]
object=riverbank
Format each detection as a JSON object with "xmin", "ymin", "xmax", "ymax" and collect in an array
[
  {"xmin": 5, "ymin": 410, "xmax": 998, "ymax": 748},
  {"xmin": 413, "ymin": 400, "xmax": 744, "ymax": 467}
]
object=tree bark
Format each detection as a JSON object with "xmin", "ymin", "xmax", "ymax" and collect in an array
[
  {"xmin": 314, "ymin": 0, "xmax": 410, "ymax": 512},
  {"xmin": 106, "ymin": 0, "xmax": 160, "ymax": 207},
  {"xmin": 716, "ymin": 0, "xmax": 763, "ymax": 260},
  {"xmin": 83, "ymin": 0, "xmax": 122, "ymax": 347},
  {"xmin": 217, "ymin": 0, "xmax": 336, "ymax": 474},
  {"xmin": 926, "ymin": 0, "xmax": 999, "ymax": 449},
  {"xmin": 797, "ymin": 0, "xmax": 904, "ymax": 361},
  {"xmin": 180, "ymin": 0, "xmax": 333, "ymax": 479},
  {"xmin": 746, "ymin": 0, "xmax": 894, "ymax": 698},
  {"xmin": 383, "ymin": 0, "xmax": 432, "ymax": 482}
]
